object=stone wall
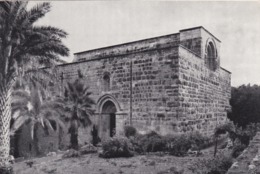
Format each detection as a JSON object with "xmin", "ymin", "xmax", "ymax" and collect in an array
[
  {"xmin": 16, "ymin": 124, "xmax": 59, "ymax": 157},
  {"xmin": 14, "ymin": 123, "xmax": 91, "ymax": 157},
  {"xmin": 36, "ymin": 26, "xmax": 231, "ymax": 140},
  {"xmin": 57, "ymin": 34, "xmax": 180, "ymax": 135},
  {"xmin": 177, "ymin": 46, "xmax": 231, "ymax": 134},
  {"xmin": 15, "ymin": 26, "xmax": 231, "ymax": 157},
  {"xmin": 227, "ymin": 132, "xmax": 260, "ymax": 174}
]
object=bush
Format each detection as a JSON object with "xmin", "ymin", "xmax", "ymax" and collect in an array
[
  {"xmin": 100, "ymin": 136, "xmax": 134, "ymax": 158},
  {"xmin": 227, "ymin": 123, "xmax": 260, "ymax": 146},
  {"xmin": 143, "ymin": 131, "xmax": 166, "ymax": 152},
  {"xmin": 165, "ymin": 134, "xmax": 192, "ymax": 156},
  {"xmin": 124, "ymin": 126, "xmax": 137, "ymax": 138},
  {"xmin": 231, "ymin": 142, "xmax": 246, "ymax": 158},
  {"xmin": 188, "ymin": 131, "xmax": 212, "ymax": 150},
  {"xmin": 189, "ymin": 153, "xmax": 233, "ymax": 174},
  {"xmin": 0, "ymin": 166, "xmax": 14, "ymax": 174},
  {"xmin": 129, "ymin": 131, "xmax": 167, "ymax": 153},
  {"xmin": 128, "ymin": 131, "xmax": 211, "ymax": 156},
  {"xmin": 214, "ymin": 122, "xmax": 235, "ymax": 136},
  {"xmin": 129, "ymin": 134, "xmax": 145, "ymax": 154},
  {"xmin": 164, "ymin": 132, "xmax": 211, "ymax": 156}
]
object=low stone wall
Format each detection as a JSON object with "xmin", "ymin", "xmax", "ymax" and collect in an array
[{"xmin": 227, "ymin": 132, "xmax": 260, "ymax": 174}]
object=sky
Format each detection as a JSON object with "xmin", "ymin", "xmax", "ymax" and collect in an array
[{"xmin": 29, "ymin": 1, "xmax": 260, "ymax": 87}]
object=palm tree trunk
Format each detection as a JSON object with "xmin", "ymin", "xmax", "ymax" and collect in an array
[
  {"xmin": 33, "ymin": 123, "xmax": 41, "ymax": 156},
  {"xmin": 70, "ymin": 125, "xmax": 79, "ymax": 150},
  {"xmin": 0, "ymin": 83, "xmax": 12, "ymax": 167}
]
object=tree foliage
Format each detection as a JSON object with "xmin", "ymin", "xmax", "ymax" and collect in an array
[
  {"xmin": 55, "ymin": 78, "xmax": 95, "ymax": 149},
  {"xmin": 228, "ymin": 84, "xmax": 260, "ymax": 127},
  {"xmin": 0, "ymin": 1, "xmax": 69, "ymax": 167},
  {"xmin": 0, "ymin": 1, "xmax": 69, "ymax": 84},
  {"xmin": 10, "ymin": 82, "xmax": 65, "ymax": 155}
]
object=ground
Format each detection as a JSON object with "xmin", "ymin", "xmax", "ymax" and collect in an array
[
  {"xmin": 13, "ymin": 138, "xmax": 227, "ymax": 174},
  {"xmin": 13, "ymin": 152, "xmax": 210, "ymax": 174}
]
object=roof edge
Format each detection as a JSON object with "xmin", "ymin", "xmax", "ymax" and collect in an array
[
  {"xmin": 220, "ymin": 67, "xmax": 231, "ymax": 74},
  {"xmin": 180, "ymin": 26, "xmax": 221, "ymax": 43},
  {"xmin": 74, "ymin": 33, "xmax": 179, "ymax": 55}
]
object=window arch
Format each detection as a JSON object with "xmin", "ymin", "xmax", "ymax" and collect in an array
[
  {"xmin": 103, "ymin": 73, "xmax": 110, "ymax": 91},
  {"xmin": 206, "ymin": 41, "xmax": 218, "ymax": 71}
]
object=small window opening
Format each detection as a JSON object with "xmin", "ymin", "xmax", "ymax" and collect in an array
[
  {"xmin": 103, "ymin": 74, "xmax": 110, "ymax": 91},
  {"xmin": 206, "ymin": 42, "xmax": 217, "ymax": 71}
]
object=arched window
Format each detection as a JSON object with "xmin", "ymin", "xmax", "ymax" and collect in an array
[
  {"xmin": 103, "ymin": 74, "xmax": 110, "ymax": 91},
  {"xmin": 206, "ymin": 41, "xmax": 217, "ymax": 71}
]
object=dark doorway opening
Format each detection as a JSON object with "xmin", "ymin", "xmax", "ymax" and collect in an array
[
  {"xmin": 101, "ymin": 100, "xmax": 117, "ymax": 138},
  {"xmin": 110, "ymin": 113, "xmax": 116, "ymax": 137}
]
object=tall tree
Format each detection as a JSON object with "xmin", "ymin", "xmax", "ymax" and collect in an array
[
  {"xmin": 56, "ymin": 79, "xmax": 95, "ymax": 150},
  {"xmin": 0, "ymin": 1, "xmax": 69, "ymax": 167},
  {"xmin": 228, "ymin": 84, "xmax": 260, "ymax": 127},
  {"xmin": 10, "ymin": 82, "xmax": 65, "ymax": 156}
]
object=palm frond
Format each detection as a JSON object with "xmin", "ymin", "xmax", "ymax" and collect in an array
[
  {"xmin": 12, "ymin": 110, "xmax": 20, "ymax": 120},
  {"xmin": 33, "ymin": 26, "xmax": 68, "ymax": 38},
  {"xmin": 11, "ymin": 99, "xmax": 28, "ymax": 112},
  {"xmin": 0, "ymin": 1, "xmax": 11, "ymax": 12},
  {"xmin": 10, "ymin": 114, "xmax": 30, "ymax": 136},
  {"xmin": 26, "ymin": 2, "xmax": 50, "ymax": 24},
  {"xmin": 1, "ymin": 1, "xmax": 69, "ymax": 83},
  {"xmin": 61, "ymin": 78, "xmax": 95, "ymax": 129},
  {"xmin": 44, "ymin": 119, "xmax": 54, "ymax": 132},
  {"xmin": 12, "ymin": 89, "xmax": 30, "ymax": 99},
  {"xmin": 8, "ymin": 2, "xmax": 27, "ymax": 30}
]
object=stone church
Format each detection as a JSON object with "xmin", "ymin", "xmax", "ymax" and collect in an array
[{"xmin": 52, "ymin": 26, "xmax": 231, "ymax": 139}]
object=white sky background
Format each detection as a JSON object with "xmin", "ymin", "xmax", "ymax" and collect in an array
[{"xmin": 29, "ymin": 1, "xmax": 260, "ymax": 87}]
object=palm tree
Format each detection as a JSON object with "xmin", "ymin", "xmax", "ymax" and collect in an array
[
  {"xmin": 56, "ymin": 79, "xmax": 95, "ymax": 150},
  {"xmin": 0, "ymin": 1, "xmax": 69, "ymax": 167},
  {"xmin": 10, "ymin": 82, "xmax": 65, "ymax": 156}
]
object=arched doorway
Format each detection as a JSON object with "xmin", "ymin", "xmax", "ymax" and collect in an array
[{"xmin": 101, "ymin": 100, "xmax": 117, "ymax": 138}]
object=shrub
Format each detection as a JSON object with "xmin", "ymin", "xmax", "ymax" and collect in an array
[
  {"xmin": 227, "ymin": 123, "xmax": 260, "ymax": 146},
  {"xmin": 0, "ymin": 166, "xmax": 13, "ymax": 174},
  {"xmin": 124, "ymin": 126, "xmax": 137, "ymax": 138},
  {"xmin": 164, "ymin": 132, "xmax": 211, "ymax": 156},
  {"xmin": 218, "ymin": 141, "xmax": 228, "ymax": 149},
  {"xmin": 189, "ymin": 153, "xmax": 233, "ymax": 174},
  {"xmin": 231, "ymin": 142, "xmax": 246, "ymax": 158},
  {"xmin": 214, "ymin": 122, "xmax": 235, "ymax": 136},
  {"xmin": 188, "ymin": 131, "xmax": 212, "ymax": 151},
  {"xmin": 129, "ymin": 131, "xmax": 210, "ymax": 156},
  {"xmin": 143, "ymin": 131, "xmax": 166, "ymax": 152},
  {"xmin": 130, "ymin": 131, "xmax": 167, "ymax": 153},
  {"xmin": 129, "ymin": 134, "xmax": 145, "ymax": 154},
  {"xmin": 100, "ymin": 136, "xmax": 134, "ymax": 158},
  {"xmin": 165, "ymin": 134, "xmax": 191, "ymax": 156}
]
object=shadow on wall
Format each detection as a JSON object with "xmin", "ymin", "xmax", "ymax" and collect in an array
[{"xmin": 11, "ymin": 123, "xmax": 92, "ymax": 158}]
